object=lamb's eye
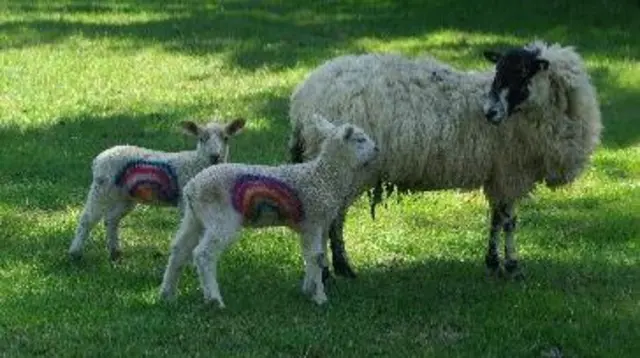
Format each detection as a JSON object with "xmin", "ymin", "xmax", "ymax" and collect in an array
[{"xmin": 356, "ymin": 137, "xmax": 366, "ymax": 143}]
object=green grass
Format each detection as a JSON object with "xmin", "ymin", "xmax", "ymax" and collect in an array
[{"xmin": 1, "ymin": 0, "xmax": 639, "ymax": 356}]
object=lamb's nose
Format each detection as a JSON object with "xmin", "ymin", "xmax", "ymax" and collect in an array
[{"xmin": 209, "ymin": 154, "xmax": 220, "ymax": 163}]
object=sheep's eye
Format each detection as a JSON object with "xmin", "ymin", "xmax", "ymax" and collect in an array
[
  {"xmin": 356, "ymin": 137, "xmax": 366, "ymax": 143},
  {"xmin": 222, "ymin": 135, "xmax": 229, "ymax": 142}
]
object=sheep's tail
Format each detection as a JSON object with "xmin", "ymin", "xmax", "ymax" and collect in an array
[{"xmin": 289, "ymin": 124, "xmax": 305, "ymax": 164}]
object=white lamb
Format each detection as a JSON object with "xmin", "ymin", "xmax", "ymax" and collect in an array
[
  {"xmin": 158, "ymin": 115, "xmax": 378, "ymax": 308},
  {"xmin": 289, "ymin": 40, "xmax": 602, "ymax": 279},
  {"xmin": 68, "ymin": 117, "xmax": 246, "ymax": 261}
]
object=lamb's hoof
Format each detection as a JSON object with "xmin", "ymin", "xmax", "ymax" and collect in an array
[
  {"xmin": 110, "ymin": 249, "xmax": 123, "ymax": 262},
  {"xmin": 333, "ymin": 259, "xmax": 357, "ymax": 279},
  {"xmin": 204, "ymin": 296, "xmax": 225, "ymax": 309},
  {"xmin": 301, "ymin": 277, "xmax": 316, "ymax": 295},
  {"xmin": 504, "ymin": 260, "xmax": 525, "ymax": 281},
  {"xmin": 312, "ymin": 292, "xmax": 328, "ymax": 305},
  {"xmin": 68, "ymin": 250, "xmax": 83, "ymax": 262},
  {"xmin": 159, "ymin": 288, "xmax": 176, "ymax": 302}
]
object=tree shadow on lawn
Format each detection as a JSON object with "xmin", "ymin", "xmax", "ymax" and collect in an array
[
  {"xmin": 0, "ymin": 95, "xmax": 291, "ymax": 211},
  {"xmin": 521, "ymin": 194, "xmax": 640, "ymax": 249},
  {"xmin": 1, "ymin": 0, "xmax": 637, "ymax": 66},
  {"xmin": 588, "ymin": 67, "xmax": 640, "ymax": 149},
  {"xmin": 2, "ymin": 246, "xmax": 638, "ymax": 356}
]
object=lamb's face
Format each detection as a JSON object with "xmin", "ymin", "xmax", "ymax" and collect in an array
[
  {"xmin": 181, "ymin": 118, "xmax": 245, "ymax": 164},
  {"xmin": 339, "ymin": 124, "xmax": 379, "ymax": 167},
  {"xmin": 482, "ymin": 47, "xmax": 550, "ymax": 124}
]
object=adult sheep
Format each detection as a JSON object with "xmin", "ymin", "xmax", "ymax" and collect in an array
[{"xmin": 288, "ymin": 40, "xmax": 602, "ymax": 279}]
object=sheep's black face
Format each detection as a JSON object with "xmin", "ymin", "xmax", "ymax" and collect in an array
[{"xmin": 482, "ymin": 47, "xmax": 549, "ymax": 124}]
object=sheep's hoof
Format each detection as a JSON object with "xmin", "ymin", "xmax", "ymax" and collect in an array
[
  {"xmin": 322, "ymin": 267, "xmax": 332, "ymax": 289},
  {"xmin": 110, "ymin": 249, "xmax": 123, "ymax": 262},
  {"xmin": 333, "ymin": 259, "xmax": 357, "ymax": 279},
  {"xmin": 504, "ymin": 260, "xmax": 525, "ymax": 281},
  {"xmin": 484, "ymin": 254, "xmax": 502, "ymax": 279},
  {"xmin": 485, "ymin": 266, "xmax": 505, "ymax": 280}
]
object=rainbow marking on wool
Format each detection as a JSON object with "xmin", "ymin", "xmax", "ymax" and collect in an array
[
  {"xmin": 114, "ymin": 159, "xmax": 179, "ymax": 205},
  {"xmin": 231, "ymin": 174, "xmax": 305, "ymax": 227}
]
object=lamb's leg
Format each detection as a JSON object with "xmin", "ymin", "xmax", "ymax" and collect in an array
[
  {"xmin": 192, "ymin": 214, "xmax": 240, "ymax": 308},
  {"xmin": 104, "ymin": 201, "xmax": 135, "ymax": 261},
  {"xmin": 329, "ymin": 208, "xmax": 357, "ymax": 278},
  {"xmin": 321, "ymin": 226, "xmax": 331, "ymax": 288},
  {"xmin": 68, "ymin": 183, "xmax": 107, "ymax": 260},
  {"xmin": 502, "ymin": 203, "xmax": 523, "ymax": 280},
  {"xmin": 485, "ymin": 202, "xmax": 507, "ymax": 277},
  {"xmin": 159, "ymin": 208, "xmax": 203, "ymax": 301},
  {"xmin": 301, "ymin": 228, "xmax": 328, "ymax": 305}
]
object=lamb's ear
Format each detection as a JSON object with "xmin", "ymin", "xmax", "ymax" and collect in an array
[
  {"xmin": 483, "ymin": 50, "xmax": 502, "ymax": 64},
  {"xmin": 225, "ymin": 117, "xmax": 246, "ymax": 136},
  {"xmin": 180, "ymin": 120, "xmax": 201, "ymax": 137},
  {"xmin": 533, "ymin": 58, "xmax": 550, "ymax": 72},
  {"xmin": 343, "ymin": 125, "xmax": 354, "ymax": 140},
  {"xmin": 311, "ymin": 113, "xmax": 336, "ymax": 135}
]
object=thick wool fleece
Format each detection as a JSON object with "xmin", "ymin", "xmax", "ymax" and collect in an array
[
  {"xmin": 184, "ymin": 128, "xmax": 361, "ymax": 233},
  {"xmin": 290, "ymin": 42, "xmax": 602, "ymax": 201},
  {"xmin": 158, "ymin": 123, "xmax": 378, "ymax": 307}
]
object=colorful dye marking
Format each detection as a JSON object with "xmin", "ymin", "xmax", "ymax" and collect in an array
[
  {"xmin": 114, "ymin": 159, "xmax": 179, "ymax": 205},
  {"xmin": 231, "ymin": 174, "xmax": 304, "ymax": 227}
]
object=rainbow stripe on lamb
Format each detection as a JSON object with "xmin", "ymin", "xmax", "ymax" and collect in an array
[
  {"xmin": 231, "ymin": 174, "xmax": 305, "ymax": 227},
  {"xmin": 114, "ymin": 159, "xmax": 179, "ymax": 205}
]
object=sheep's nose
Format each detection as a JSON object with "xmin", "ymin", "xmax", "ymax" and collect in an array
[
  {"xmin": 485, "ymin": 108, "xmax": 497, "ymax": 121},
  {"xmin": 209, "ymin": 154, "xmax": 221, "ymax": 164},
  {"xmin": 485, "ymin": 109, "xmax": 503, "ymax": 125}
]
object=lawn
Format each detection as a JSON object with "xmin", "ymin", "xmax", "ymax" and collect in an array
[{"xmin": 0, "ymin": 0, "xmax": 638, "ymax": 357}]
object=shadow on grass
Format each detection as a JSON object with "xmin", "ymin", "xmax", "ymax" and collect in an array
[
  {"xmin": 0, "ymin": 1, "xmax": 637, "ymax": 149},
  {"xmin": 1, "ymin": 242, "xmax": 638, "ymax": 356},
  {"xmin": 2, "ymin": 1, "xmax": 637, "ymax": 62},
  {"xmin": 522, "ymin": 194, "xmax": 640, "ymax": 248},
  {"xmin": 0, "ymin": 91, "xmax": 292, "ymax": 211}
]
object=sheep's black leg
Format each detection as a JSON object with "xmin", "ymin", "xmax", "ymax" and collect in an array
[
  {"xmin": 485, "ymin": 202, "xmax": 506, "ymax": 277},
  {"xmin": 502, "ymin": 203, "xmax": 524, "ymax": 280},
  {"xmin": 329, "ymin": 210, "xmax": 357, "ymax": 278}
]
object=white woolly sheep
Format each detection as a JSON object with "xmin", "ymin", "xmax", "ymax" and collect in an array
[
  {"xmin": 158, "ymin": 115, "xmax": 379, "ymax": 308},
  {"xmin": 288, "ymin": 40, "xmax": 602, "ymax": 279},
  {"xmin": 68, "ymin": 117, "xmax": 246, "ymax": 261}
]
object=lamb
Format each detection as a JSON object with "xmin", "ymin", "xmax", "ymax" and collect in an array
[
  {"xmin": 288, "ymin": 40, "xmax": 602, "ymax": 279},
  {"xmin": 158, "ymin": 115, "xmax": 379, "ymax": 308},
  {"xmin": 68, "ymin": 117, "xmax": 246, "ymax": 261}
]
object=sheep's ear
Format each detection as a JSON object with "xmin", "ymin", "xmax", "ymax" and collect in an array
[
  {"xmin": 483, "ymin": 50, "xmax": 502, "ymax": 64},
  {"xmin": 343, "ymin": 125, "xmax": 354, "ymax": 140},
  {"xmin": 225, "ymin": 117, "xmax": 246, "ymax": 136},
  {"xmin": 534, "ymin": 58, "xmax": 550, "ymax": 72},
  {"xmin": 180, "ymin": 120, "xmax": 201, "ymax": 137}
]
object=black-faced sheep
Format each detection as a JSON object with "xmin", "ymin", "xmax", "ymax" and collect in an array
[
  {"xmin": 68, "ymin": 118, "xmax": 245, "ymax": 261},
  {"xmin": 158, "ymin": 115, "xmax": 379, "ymax": 307},
  {"xmin": 288, "ymin": 40, "xmax": 602, "ymax": 279}
]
